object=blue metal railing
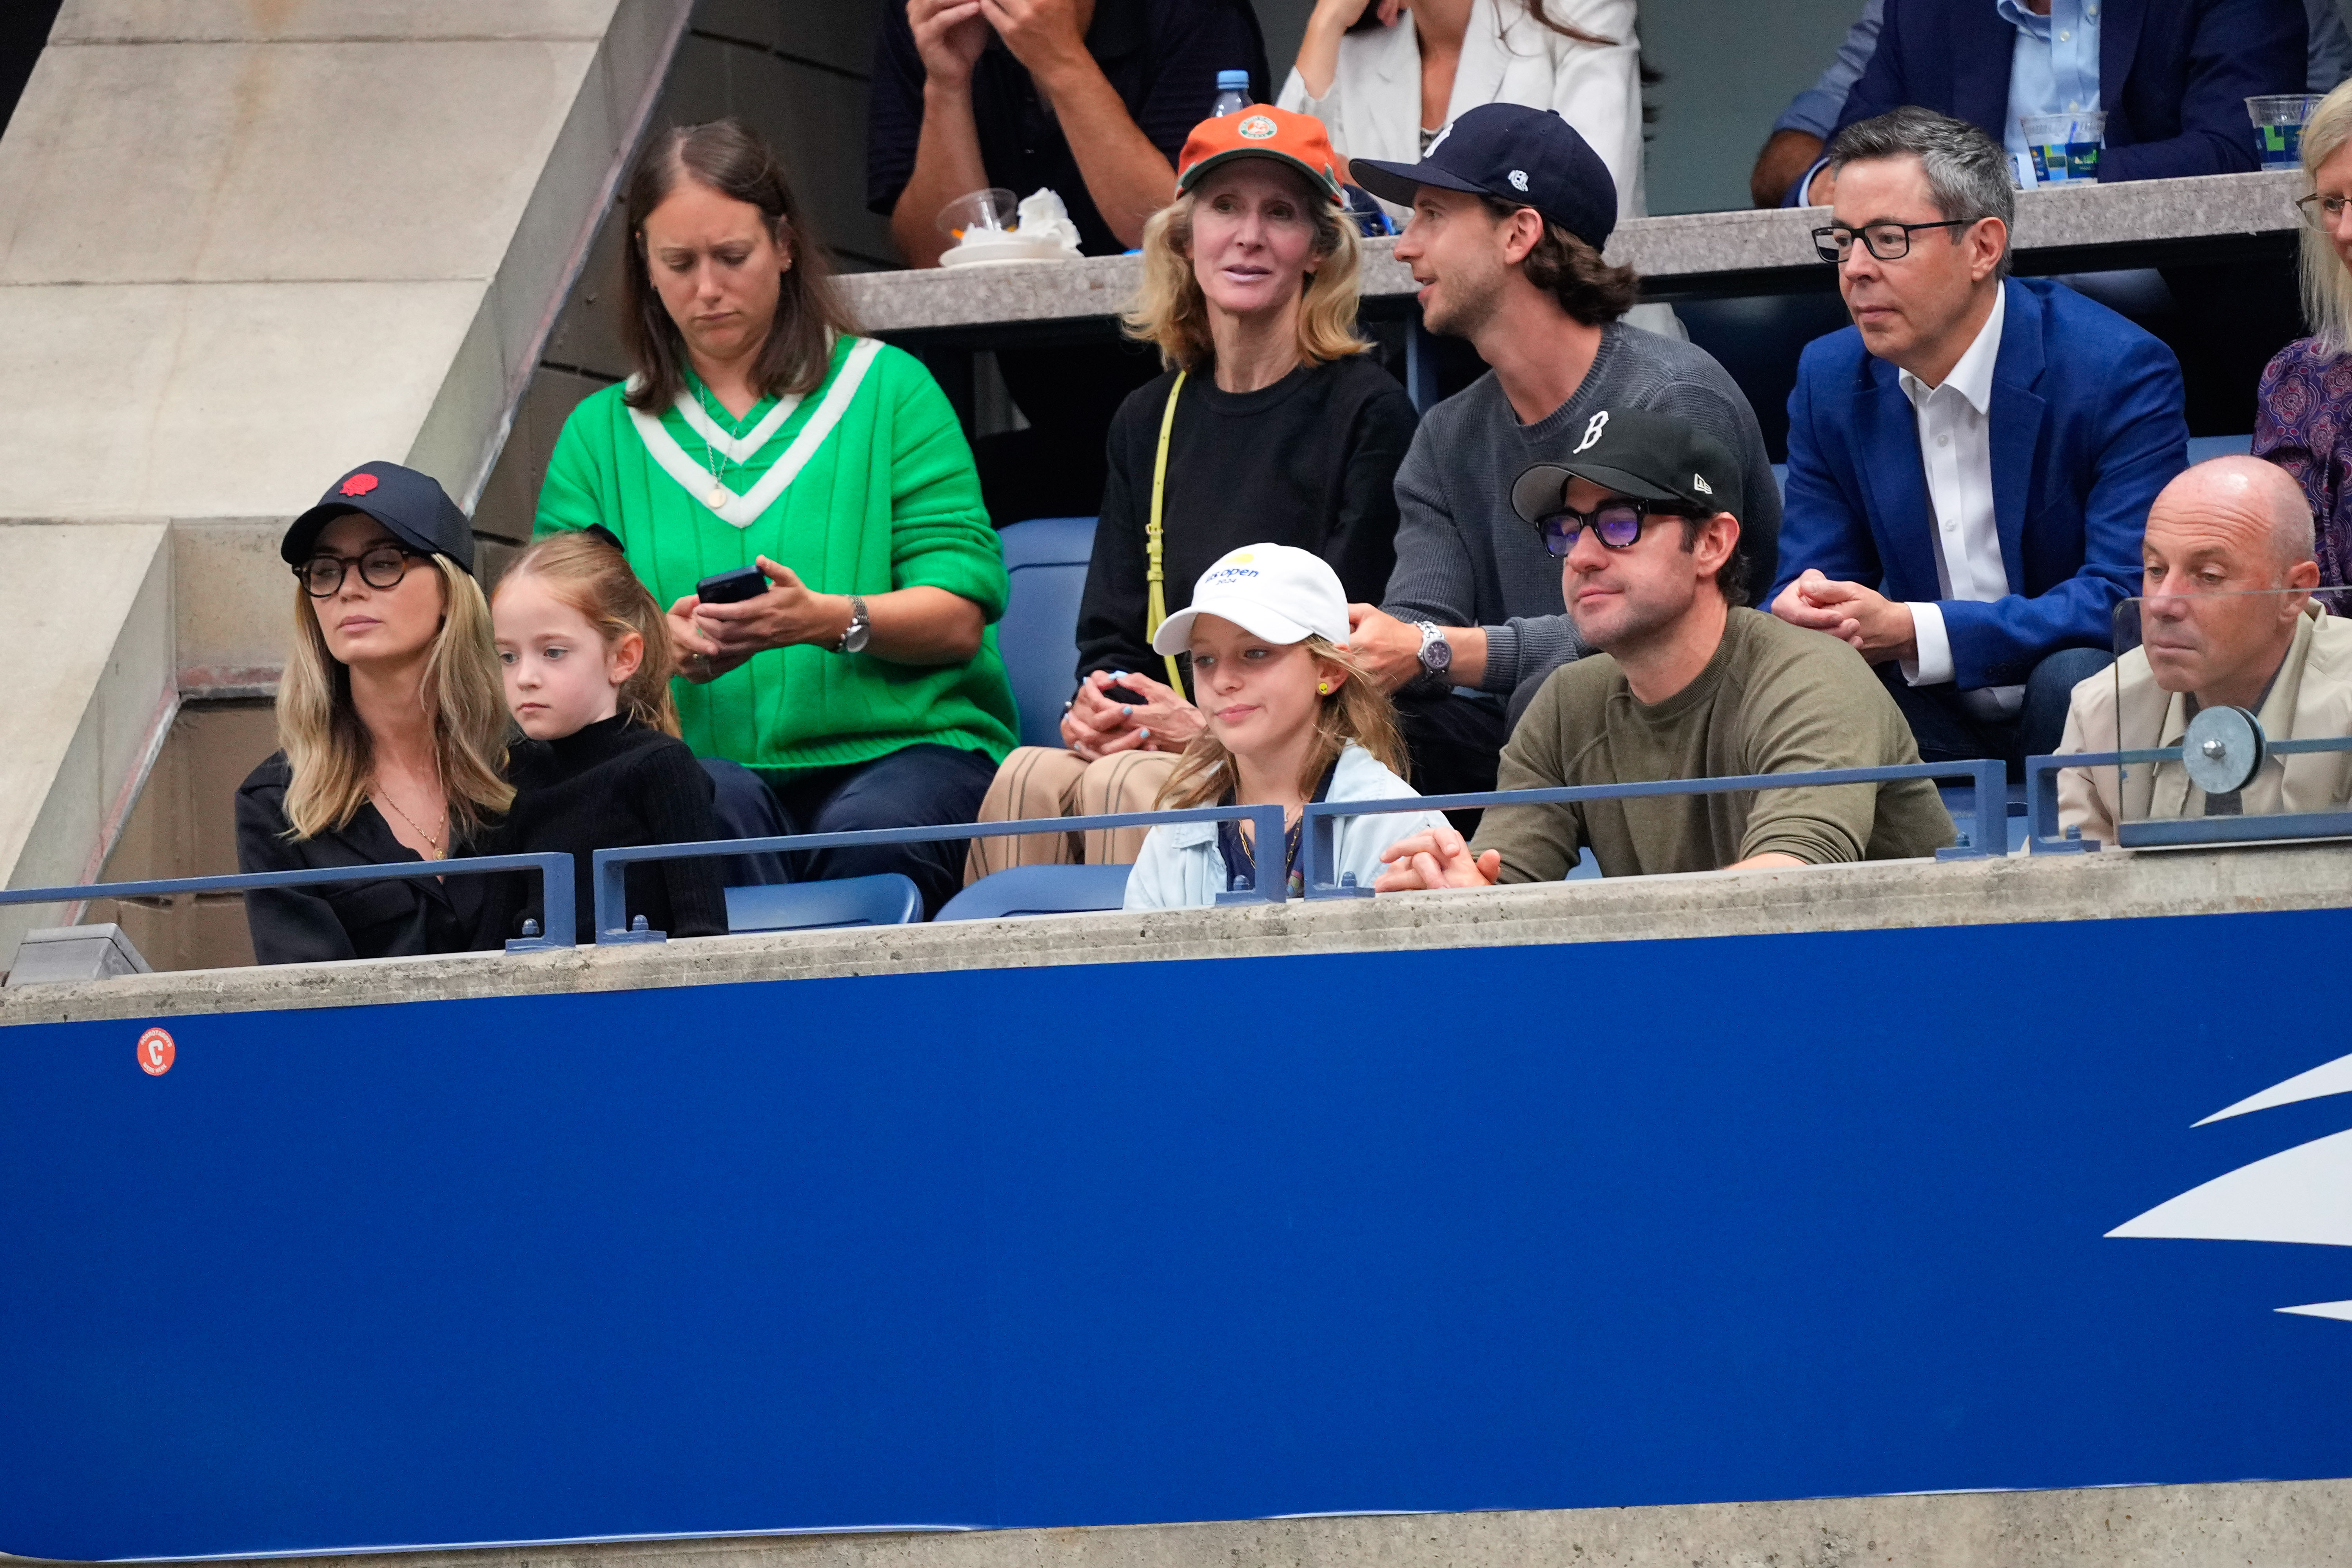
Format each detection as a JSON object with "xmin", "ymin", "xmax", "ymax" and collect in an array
[
  {"xmin": 593, "ymin": 760, "xmax": 2004, "ymax": 938},
  {"xmin": 588, "ymin": 804, "xmax": 1288, "ymax": 943},
  {"xmin": 2024, "ymin": 736, "xmax": 2352, "ymax": 854},
  {"xmin": 34, "ymin": 740, "xmax": 2352, "ymax": 964},
  {"xmin": 1295, "ymin": 759, "xmax": 2009, "ymax": 897},
  {"xmin": 0, "ymin": 854, "xmax": 579, "ymax": 953}
]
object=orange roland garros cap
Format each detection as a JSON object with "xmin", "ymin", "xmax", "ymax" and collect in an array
[{"xmin": 1176, "ymin": 105, "xmax": 1344, "ymax": 204}]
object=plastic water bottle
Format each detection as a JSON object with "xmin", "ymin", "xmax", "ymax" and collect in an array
[{"xmin": 1210, "ymin": 70, "xmax": 1251, "ymax": 118}]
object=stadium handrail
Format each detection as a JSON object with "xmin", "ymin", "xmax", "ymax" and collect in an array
[
  {"xmin": 1296, "ymin": 759, "xmax": 2009, "ymax": 898},
  {"xmin": 2024, "ymin": 736, "xmax": 2352, "ymax": 854},
  {"xmin": 0, "ymin": 854, "xmax": 581, "ymax": 953},
  {"xmin": 590, "ymin": 804, "xmax": 1290, "ymax": 942},
  {"xmin": 593, "ymin": 761, "xmax": 2008, "ymax": 940}
]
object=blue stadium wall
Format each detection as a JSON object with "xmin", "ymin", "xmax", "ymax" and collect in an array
[{"xmin": 4, "ymin": 907, "xmax": 2350, "ymax": 1560}]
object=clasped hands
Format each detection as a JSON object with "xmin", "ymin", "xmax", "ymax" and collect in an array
[
  {"xmin": 1770, "ymin": 569, "xmax": 1918, "ymax": 665},
  {"xmin": 908, "ymin": 0, "xmax": 1090, "ymax": 86},
  {"xmin": 1060, "ymin": 668, "xmax": 1205, "ymax": 760},
  {"xmin": 667, "ymin": 555, "xmax": 848, "ymax": 684}
]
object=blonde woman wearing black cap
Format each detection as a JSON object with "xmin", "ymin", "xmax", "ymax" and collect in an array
[{"xmin": 234, "ymin": 461, "xmax": 513, "ymax": 965}]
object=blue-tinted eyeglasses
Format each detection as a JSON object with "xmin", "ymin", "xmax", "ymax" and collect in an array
[{"xmin": 1531, "ymin": 498, "xmax": 1689, "ymax": 559}]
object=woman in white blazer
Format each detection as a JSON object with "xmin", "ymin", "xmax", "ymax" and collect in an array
[
  {"xmin": 1280, "ymin": 0, "xmax": 1646, "ymax": 224},
  {"xmin": 1280, "ymin": 0, "xmax": 1678, "ymax": 337}
]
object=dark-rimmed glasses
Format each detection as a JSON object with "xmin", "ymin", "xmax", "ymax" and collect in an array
[
  {"xmin": 1531, "ymin": 499, "xmax": 1693, "ymax": 559},
  {"xmin": 1812, "ymin": 218, "xmax": 1975, "ymax": 263},
  {"xmin": 296, "ymin": 544, "xmax": 427, "ymax": 598},
  {"xmin": 2297, "ymin": 192, "xmax": 2350, "ymax": 230}
]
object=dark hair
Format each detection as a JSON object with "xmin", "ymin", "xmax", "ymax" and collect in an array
[
  {"xmin": 1479, "ymin": 196, "xmax": 1639, "ymax": 325},
  {"xmin": 1670, "ymin": 511, "xmax": 1749, "ymax": 608},
  {"xmin": 621, "ymin": 119, "xmax": 858, "ymax": 412},
  {"xmin": 1827, "ymin": 107, "xmax": 2015, "ymax": 278}
]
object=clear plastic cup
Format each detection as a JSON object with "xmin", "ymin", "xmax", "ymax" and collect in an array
[
  {"xmin": 2248, "ymin": 94, "xmax": 2327, "ymax": 171},
  {"xmin": 935, "ymin": 188, "xmax": 1018, "ymax": 242},
  {"xmin": 2020, "ymin": 111, "xmax": 2107, "ymax": 185}
]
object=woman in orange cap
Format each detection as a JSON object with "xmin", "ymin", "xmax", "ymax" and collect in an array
[{"xmin": 966, "ymin": 105, "xmax": 1419, "ymax": 883}]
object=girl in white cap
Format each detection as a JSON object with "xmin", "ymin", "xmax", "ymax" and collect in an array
[{"xmin": 1125, "ymin": 545, "xmax": 1447, "ymax": 910}]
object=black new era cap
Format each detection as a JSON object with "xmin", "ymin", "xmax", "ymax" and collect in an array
[
  {"xmin": 282, "ymin": 462, "xmax": 475, "ymax": 575},
  {"xmin": 1350, "ymin": 102, "xmax": 1619, "ymax": 253},
  {"xmin": 1510, "ymin": 407, "xmax": 1743, "ymax": 524}
]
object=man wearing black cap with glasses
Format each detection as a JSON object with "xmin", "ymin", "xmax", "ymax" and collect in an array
[
  {"xmin": 1336, "ymin": 103, "xmax": 1781, "ymax": 810},
  {"xmin": 1375, "ymin": 408, "xmax": 1949, "ymax": 891}
]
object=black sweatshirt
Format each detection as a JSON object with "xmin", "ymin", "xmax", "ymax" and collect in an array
[
  {"xmin": 1074, "ymin": 354, "xmax": 1418, "ymax": 695},
  {"xmin": 236, "ymin": 753, "xmax": 498, "ymax": 965},
  {"xmin": 483, "ymin": 715, "xmax": 730, "ymax": 946}
]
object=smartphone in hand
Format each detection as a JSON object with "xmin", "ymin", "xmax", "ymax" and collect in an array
[{"xmin": 695, "ymin": 566, "xmax": 768, "ymax": 604}]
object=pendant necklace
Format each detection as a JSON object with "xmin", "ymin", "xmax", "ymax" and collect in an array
[
  {"xmin": 691, "ymin": 376, "xmax": 738, "ymax": 510},
  {"xmin": 376, "ymin": 769, "xmax": 446, "ymax": 858}
]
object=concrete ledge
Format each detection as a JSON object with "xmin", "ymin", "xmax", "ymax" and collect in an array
[
  {"xmin": 8, "ymin": 841, "xmax": 2347, "ymax": 1026},
  {"xmin": 5, "ymin": 1476, "xmax": 2347, "ymax": 1568},
  {"xmin": 837, "ymin": 169, "xmax": 2303, "ymax": 334}
]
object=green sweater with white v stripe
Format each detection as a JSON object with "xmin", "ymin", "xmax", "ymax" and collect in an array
[{"xmin": 534, "ymin": 336, "xmax": 1018, "ymax": 778}]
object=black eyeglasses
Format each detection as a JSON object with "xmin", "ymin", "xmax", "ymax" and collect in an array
[
  {"xmin": 295, "ymin": 544, "xmax": 426, "ymax": 597},
  {"xmin": 1531, "ymin": 498, "xmax": 1693, "ymax": 559},
  {"xmin": 1812, "ymin": 218, "xmax": 1975, "ymax": 263}
]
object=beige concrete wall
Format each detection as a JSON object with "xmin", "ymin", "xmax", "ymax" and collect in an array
[
  {"xmin": 9, "ymin": 838, "xmax": 2348, "ymax": 1023},
  {"xmin": 0, "ymin": 0, "xmax": 692, "ymax": 920},
  {"xmin": 8, "ymin": 1478, "xmax": 2335, "ymax": 1568}
]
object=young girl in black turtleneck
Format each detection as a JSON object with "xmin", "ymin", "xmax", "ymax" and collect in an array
[{"xmin": 486, "ymin": 528, "xmax": 728, "ymax": 944}]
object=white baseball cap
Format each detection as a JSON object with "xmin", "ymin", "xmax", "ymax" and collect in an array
[{"xmin": 1152, "ymin": 543, "xmax": 1351, "ymax": 654}]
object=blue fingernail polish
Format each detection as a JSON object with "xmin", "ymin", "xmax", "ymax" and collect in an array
[{"xmin": 1121, "ymin": 705, "xmax": 1132, "ymax": 717}]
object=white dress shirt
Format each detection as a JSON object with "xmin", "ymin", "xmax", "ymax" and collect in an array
[{"xmin": 1898, "ymin": 285, "xmax": 2024, "ymax": 720}]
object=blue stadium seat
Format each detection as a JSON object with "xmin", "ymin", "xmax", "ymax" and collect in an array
[
  {"xmin": 935, "ymin": 863, "xmax": 1131, "ymax": 921},
  {"xmin": 725, "ymin": 875, "xmax": 923, "ymax": 932},
  {"xmin": 2186, "ymin": 434, "xmax": 2252, "ymax": 463},
  {"xmin": 997, "ymin": 516, "xmax": 1098, "ymax": 749}
]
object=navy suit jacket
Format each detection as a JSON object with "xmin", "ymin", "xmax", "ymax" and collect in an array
[
  {"xmin": 1833, "ymin": 0, "xmax": 2303, "ymax": 181},
  {"xmin": 1772, "ymin": 277, "xmax": 2187, "ymax": 691}
]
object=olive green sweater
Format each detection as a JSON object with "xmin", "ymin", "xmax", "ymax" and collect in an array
[
  {"xmin": 535, "ymin": 336, "xmax": 1018, "ymax": 777},
  {"xmin": 1472, "ymin": 608, "xmax": 1955, "ymax": 879}
]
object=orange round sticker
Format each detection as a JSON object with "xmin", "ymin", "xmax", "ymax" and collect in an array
[{"xmin": 136, "ymin": 1027, "xmax": 174, "ymax": 1076}]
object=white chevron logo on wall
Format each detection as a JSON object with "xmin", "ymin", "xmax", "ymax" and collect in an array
[{"xmin": 2109, "ymin": 1051, "xmax": 2352, "ymax": 1321}]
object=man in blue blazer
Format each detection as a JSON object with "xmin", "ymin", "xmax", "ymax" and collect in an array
[
  {"xmin": 1781, "ymin": 0, "xmax": 2303, "ymax": 200},
  {"xmin": 1772, "ymin": 109, "xmax": 2188, "ymax": 765}
]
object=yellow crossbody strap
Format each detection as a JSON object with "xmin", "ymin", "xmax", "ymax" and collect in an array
[{"xmin": 1143, "ymin": 370, "xmax": 1188, "ymax": 693}]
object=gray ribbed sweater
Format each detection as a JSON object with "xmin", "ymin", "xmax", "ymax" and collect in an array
[{"xmin": 1380, "ymin": 321, "xmax": 1782, "ymax": 697}]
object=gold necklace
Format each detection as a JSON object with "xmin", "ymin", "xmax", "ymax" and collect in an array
[{"xmin": 375, "ymin": 773, "xmax": 446, "ymax": 857}]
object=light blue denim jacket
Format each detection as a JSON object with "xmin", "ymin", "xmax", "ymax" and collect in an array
[{"xmin": 1122, "ymin": 744, "xmax": 1447, "ymax": 911}]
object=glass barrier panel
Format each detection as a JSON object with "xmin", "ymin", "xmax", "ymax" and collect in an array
[{"xmin": 2072, "ymin": 588, "xmax": 2352, "ymax": 844}]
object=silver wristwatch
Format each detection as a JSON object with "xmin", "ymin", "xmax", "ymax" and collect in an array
[
  {"xmin": 1415, "ymin": 620, "xmax": 1452, "ymax": 683},
  {"xmin": 833, "ymin": 595, "xmax": 870, "ymax": 654}
]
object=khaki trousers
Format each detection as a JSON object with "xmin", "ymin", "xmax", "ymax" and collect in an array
[{"xmin": 964, "ymin": 746, "xmax": 1181, "ymax": 884}]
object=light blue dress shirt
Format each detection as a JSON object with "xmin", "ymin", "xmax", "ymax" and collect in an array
[{"xmin": 1997, "ymin": 0, "xmax": 2102, "ymax": 186}]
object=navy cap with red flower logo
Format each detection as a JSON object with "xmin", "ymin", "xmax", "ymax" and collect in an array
[{"xmin": 281, "ymin": 462, "xmax": 475, "ymax": 575}]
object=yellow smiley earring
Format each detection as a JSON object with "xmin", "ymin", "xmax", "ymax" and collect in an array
[{"xmin": 1317, "ymin": 681, "xmax": 1332, "ymax": 695}]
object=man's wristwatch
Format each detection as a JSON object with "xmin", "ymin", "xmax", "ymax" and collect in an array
[
  {"xmin": 833, "ymin": 595, "xmax": 870, "ymax": 655},
  {"xmin": 1414, "ymin": 620, "xmax": 1452, "ymax": 684}
]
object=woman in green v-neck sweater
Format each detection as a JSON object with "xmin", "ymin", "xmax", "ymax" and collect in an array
[{"xmin": 532, "ymin": 119, "xmax": 1015, "ymax": 915}]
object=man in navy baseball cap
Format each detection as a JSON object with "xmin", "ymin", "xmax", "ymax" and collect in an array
[
  {"xmin": 281, "ymin": 461, "xmax": 477, "ymax": 576},
  {"xmin": 1350, "ymin": 102, "xmax": 1619, "ymax": 255},
  {"xmin": 1333, "ymin": 103, "xmax": 1783, "ymax": 828}
]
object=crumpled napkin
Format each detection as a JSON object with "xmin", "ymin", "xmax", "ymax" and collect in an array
[{"xmin": 1014, "ymin": 188, "xmax": 1084, "ymax": 256}]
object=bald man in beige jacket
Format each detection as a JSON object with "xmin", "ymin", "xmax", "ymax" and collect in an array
[{"xmin": 2057, "ymin": 456, "xmax": 2352, "ymax": 843}]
